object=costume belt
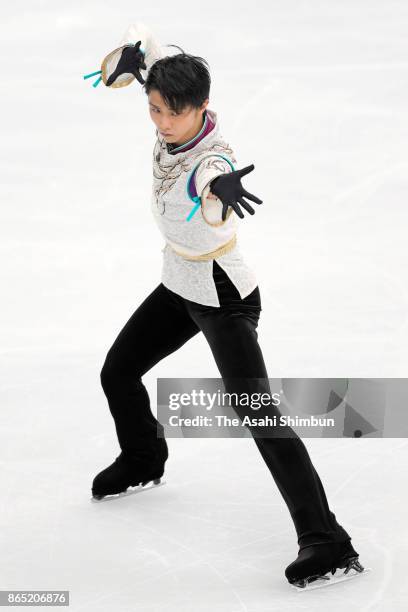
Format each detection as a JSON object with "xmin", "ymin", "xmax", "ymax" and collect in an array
[{"xmin": 168, "ymin": 234, "xmax": 237, "ymax": 261}]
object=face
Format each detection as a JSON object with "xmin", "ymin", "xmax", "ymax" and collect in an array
[{"xmin": 148, "ymin": 89, "xmax": 209, "ymax": 145}]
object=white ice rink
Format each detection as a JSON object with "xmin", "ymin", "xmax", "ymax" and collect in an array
[{"xmin": 1, "ymin": 0, "xmax": 408, "ymax": 610}]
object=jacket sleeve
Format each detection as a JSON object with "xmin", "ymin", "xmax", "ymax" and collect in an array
[
  {"xmin": 101, "ymin": 22, "xmax": 167, "ymax": 88},
  {"xmin": 193, "ymin": 154, "xmax": 238, "ymax": 225},
  {"xmin": 194, "ymin": 155, "xmax": 236, "ymax": 198}
]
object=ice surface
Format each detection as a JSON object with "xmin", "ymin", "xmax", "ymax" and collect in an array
[{"xmin": 1, "ymin": 1, "xmax": 408, "ymax": 610}]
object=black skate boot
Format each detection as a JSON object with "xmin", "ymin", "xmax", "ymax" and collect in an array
[
  {"xmin": 91, "ymin": 438, "xmax": 168, "ymax": 502},
  {"xmin": 285, "ymin": 539, "xmax": 366, "ymax": 590}
]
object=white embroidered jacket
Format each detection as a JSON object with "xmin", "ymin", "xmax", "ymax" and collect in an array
[{"xmin": 105, "ymin": 22, "xmax": 258, "ymax": 306}]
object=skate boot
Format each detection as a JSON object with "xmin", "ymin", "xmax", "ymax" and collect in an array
[
  {"xmin": 285, "ymin": 539, "xmax": 368, "ymax": 590},
  {"xmin": 91, "ymin": 438, "xmax": 168, "ymax": 502}
]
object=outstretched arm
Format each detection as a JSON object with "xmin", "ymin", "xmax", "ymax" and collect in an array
[
  {"xmin": 195, "ymin": 156, "xmax": 263, "ymax": 222},
  {"xmin": 209, "ymin": 165, "xmax": 263, "ymax": 221}
]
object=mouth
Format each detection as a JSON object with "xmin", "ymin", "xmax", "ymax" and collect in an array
[{"xmin": 160, "ymin": 132, "xmax": 172, "ymax": 137}]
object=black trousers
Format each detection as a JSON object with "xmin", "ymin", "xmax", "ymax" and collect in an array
[{"xmin": 100, "ymin": 261, "xmax": 350, "ymax": 548}]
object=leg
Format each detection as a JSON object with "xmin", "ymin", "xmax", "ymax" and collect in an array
[
  {"xmin": 100, "ymin": 283, "xmax": 200, "ymax": 453},
  {"xmin": 185, "ymin": 263, "xmax": 350, "ymax": 547}
]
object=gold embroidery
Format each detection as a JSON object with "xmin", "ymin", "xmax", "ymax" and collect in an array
[
  {"xmin": 152, "ymin": 138, "xmax": 237, "ymax": 216},
  {"xmin": 153, "ymin": 143, "xmax": 190, "ymax": 206}
]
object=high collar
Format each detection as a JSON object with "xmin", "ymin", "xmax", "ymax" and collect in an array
[{"xmin": 156, "ymin": 109, "xmax": 219, "ymax": 159}]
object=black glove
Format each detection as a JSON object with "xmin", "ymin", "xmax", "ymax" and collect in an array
[
  {"xmin": 209, "ymin": 164, "xmax": 263, "ymax": 221},
  {"xmin": 106, "ymin": 41, "xmax": 147, "ymax": 87}
]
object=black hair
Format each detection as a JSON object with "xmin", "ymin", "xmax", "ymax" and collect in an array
[{"xmin": 143, "ymin": 44, "xmax": 211, "ymax": 114}]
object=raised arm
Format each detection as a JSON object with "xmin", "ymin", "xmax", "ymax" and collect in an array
[{"xmin": 101, "ymin": 22, "xmax": 168, "ymax": 88}]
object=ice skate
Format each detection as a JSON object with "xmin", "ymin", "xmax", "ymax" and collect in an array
[
  {"xmin": 285, "ymin": 539, "xmax": 370, "ymax": 591},
  {"xmin": 91, "ymin": 440, "xmax": 168, "ymax": 502}
]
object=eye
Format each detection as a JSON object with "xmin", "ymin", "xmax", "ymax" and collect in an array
[{"xmin": 150, "ymin": 107, "xmax": 179, "ymax": 116}]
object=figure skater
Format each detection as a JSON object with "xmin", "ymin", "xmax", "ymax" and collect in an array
[{"xmin": 84, "ymin": 22, "xmax": 365, "ymax": 589}]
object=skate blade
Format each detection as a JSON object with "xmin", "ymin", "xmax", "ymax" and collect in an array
[
  {"xmin": 91, "ymin": 479, "xmax": 166, "ymax": 503},
  {"xmin": 291, "ymin": 566, "xmax": 372, "ymax": 592}
]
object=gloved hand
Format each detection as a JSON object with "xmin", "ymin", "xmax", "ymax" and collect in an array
[
  {"xmin": 106, "ymin": 41, "xmax": 147, "ymax": 87},
  {"xmin": 209, "ymin": 164, "xmax": 263, "ymax": 221}
]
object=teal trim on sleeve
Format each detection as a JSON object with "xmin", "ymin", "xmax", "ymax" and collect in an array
[
  {"xmin": 185, "ymin": 154, "xmax": 235, "ymax": 221},
  {"xmin": 83, "ymin": 70, "xmax": 102, "ymax": 80},
  {"xmin": 186, "ymin": 198, "xmax": 201, "ymax": 222}
]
